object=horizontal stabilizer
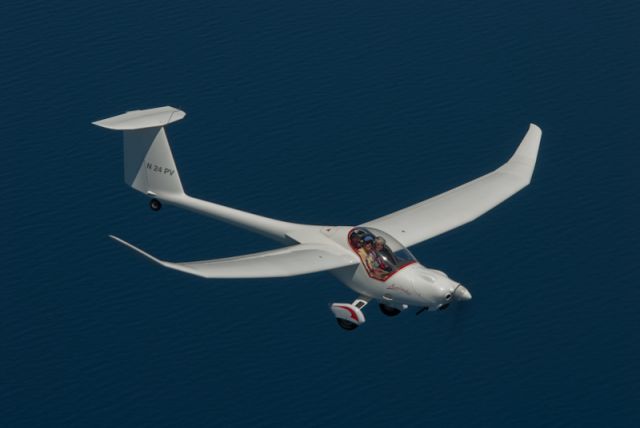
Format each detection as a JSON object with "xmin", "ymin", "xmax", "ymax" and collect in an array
[
  {"xmin": 93, "ymin": 106, "xmax": 185, "ymax": 130},
  {"xmin": 93, "ymin": 106, "xmax": 186, "ymax": 195},
  {"xmin": 109, "ymin": 235, "xmax": 357, "ymax": 279}
]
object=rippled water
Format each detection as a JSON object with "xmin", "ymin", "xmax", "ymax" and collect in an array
[{"xmin": 3, "ymin": 1, "xmax": 639, "ymax": 426}]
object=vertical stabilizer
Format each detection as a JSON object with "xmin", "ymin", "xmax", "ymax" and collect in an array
[{"xmin": 93, "ymin": 107, "xmax": 185, "ymax": 195}]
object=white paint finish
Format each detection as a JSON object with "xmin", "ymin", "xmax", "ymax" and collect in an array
[
  {"xmin": 95, "ymin": 107, "xmax": 541, "ymax": 327},
  {"xmin": 110, "ymin": 235, "xmax": 357, "ymax": 279},
  {"xmin": 362, "ymin": 124, "xmax": 542, "ymax": 247},
  {"xmin": 93, "ymin": 106, "xmax": 185, "ymax": 130},
  {"xmin": 158, "ymin": 192, "xmax": 315, "ymax": 243},
  {"xmin": 126, "ymin": 128, "xmax": 184, "ymax": 195}
]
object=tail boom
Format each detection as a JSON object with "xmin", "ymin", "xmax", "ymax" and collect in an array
[{"xmin": 95, "ymin": 106, "xmax": 320, "ymax": 243}]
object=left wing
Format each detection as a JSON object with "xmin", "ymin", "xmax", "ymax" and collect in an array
[
  {"xmin": 362, "ymin": 124, "xmax": 541, "ymax": 247},
  {"xmin": 110, "ymin": 235, "xmax": 358, "ymax": 278}
]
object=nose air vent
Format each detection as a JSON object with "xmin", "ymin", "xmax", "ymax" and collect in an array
[
  {"xmin": 431, "ymin": 269, "xmax": 449, "ymax": 278},
  {"xmin": 445, "ymin": 293, "xmax": 452, "ymax": 300},
  {"xmin": 418, "ymin": 272, "xmax": 435, "ymax": 284}
]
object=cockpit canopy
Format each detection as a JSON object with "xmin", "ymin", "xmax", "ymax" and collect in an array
[{"xmin": 348, "ymin": 227, "xmax": 416, "ymax": 281}]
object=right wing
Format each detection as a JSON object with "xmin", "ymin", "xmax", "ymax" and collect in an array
[
  {"xmin": 109, "ymin": 235, "xmax": 358, "ymax": 279},
  {"xmin": 362, "ymin": 124, "xmax": 541, "ymax": 247}
]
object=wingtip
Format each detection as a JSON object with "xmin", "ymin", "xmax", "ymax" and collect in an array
[
  {"xmin": 528, "ymin": 123, "xmax": 542, "ymax": 137},
  {"xmin": 514, "ymin": 123, "xmax": 542, "ymax": 160},
  {"xmin": 108, "ymin": 234, "xmax": 166, "ymax": 266},
  {"xmin": 498, "ymin": 123, "xmax": 542, "ymax": 180},
  {"xmin": 108, "ymin": 234, "xmax": 124, "ymax": 244}
]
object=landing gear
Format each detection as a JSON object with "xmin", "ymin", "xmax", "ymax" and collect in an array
[
  {"xmin": 379, "ymin": 303, "xmax": 401, "ymax": 317},
  {"xmin": 331, "ymin": 301, "xmax": 366, "ymax": 330},
  {"xmin": 337, "ymin": 318, "xmax": 359, "ymax": 331},
  {"xmin": 149, "ymin": 198, "xmax": 162, "ymax": 211}
]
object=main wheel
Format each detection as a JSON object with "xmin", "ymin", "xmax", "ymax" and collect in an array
[
  {"xmin": 149, "ymin": 198, "xmax": 162, "ymax": 211},
  {"xmin": 379, "ymin": 303, "xmax": 401, "ymax": 317},
  {"xmin": 336, "ymin": 318, "xmax": 358, "ymax": 331}
]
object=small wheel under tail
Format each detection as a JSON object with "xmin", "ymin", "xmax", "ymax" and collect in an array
[{"xmin": 149, "ymin": 198, "xmax": 162, "ymax": 211}]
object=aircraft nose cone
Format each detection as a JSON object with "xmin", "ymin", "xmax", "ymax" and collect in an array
[{"xmin": 453, "ymin": 285, "xmax": 472, "ymax": 301}]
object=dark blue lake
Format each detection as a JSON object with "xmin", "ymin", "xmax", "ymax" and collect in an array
[{"xmin": 3, "ymin": 1, "xmax": 638, "ymax": 426}]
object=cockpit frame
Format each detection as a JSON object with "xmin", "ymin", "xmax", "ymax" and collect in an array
[{"xmin": 348, "ymin": 227, "xmax": 416, "ymax": 282}]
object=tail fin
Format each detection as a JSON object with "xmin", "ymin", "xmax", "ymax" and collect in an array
[{"xmin": 93, "ymin": 106, "xmax": 185, "ymax": 195}]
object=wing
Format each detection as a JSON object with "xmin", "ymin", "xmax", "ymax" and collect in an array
[
  {"xmin": 362, "ymin": 124, "xmax": 541, "ymax": 247},
  {"xmin": 109, "ymin": 235, "xmax": 357, "ymax": 279}
]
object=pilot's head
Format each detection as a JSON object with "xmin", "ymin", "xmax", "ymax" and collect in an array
[
  {"xmin": 374, "ymin": 236, "xmax": 385, "ymax": 250},
  {"xmin": 363, "ymin": 236, "xmax": 374, "ymax": 250}
]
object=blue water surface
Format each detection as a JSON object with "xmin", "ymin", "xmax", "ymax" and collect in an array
[{"xmin": 2, "ymin": 1, "xmax": 639, "ymax": 426}]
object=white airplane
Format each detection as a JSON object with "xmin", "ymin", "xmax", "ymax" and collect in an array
[{"xmin": 95, "ymin": 106, "xmax": 541, "ymax": 330}]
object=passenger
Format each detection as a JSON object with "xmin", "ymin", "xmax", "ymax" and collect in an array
[
  {"xmin": 375, "ymin": 236, "xmax": 398, "ymax": 266},
  {"xmin": 373, "ymin": 237, "xmax": 393, "ymax": 273}
]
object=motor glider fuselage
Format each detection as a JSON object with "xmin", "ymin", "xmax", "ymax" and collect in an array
[{"xmin": 320, "ymin": 226, "xmax": 471, "ymax": 311}]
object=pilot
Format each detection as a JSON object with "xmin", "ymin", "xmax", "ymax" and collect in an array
[
  {"xmin": 358, "ymin": 236, "xmax": 375, "ymax": 270},
  {"xmin": 357, "ymin": 236, "xmax": 387, "ymax": 280}
]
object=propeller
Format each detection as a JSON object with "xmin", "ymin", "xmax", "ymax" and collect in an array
[
  {"xmin": 416, "ymin": 284, "xmax": 472, "ymax": 316},
  {"xmin": 450, "ymin": 286, "xmax": 473, "ymax": 332},
  {"xmin": 416, "ymin": 306, "xmax": 429, "ymax": 316}
]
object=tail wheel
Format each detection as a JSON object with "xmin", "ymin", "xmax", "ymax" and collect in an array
[
  {"xmin": 149, "ymin": 198, "xmax": 162, "ymax": 211},
  {"xmin": 336, "ymin": 318, "xmax": 359, "ymax": 331},
  {"xmin": 379, "ymin": 303, "xmax": 401, "ymax": 317}
]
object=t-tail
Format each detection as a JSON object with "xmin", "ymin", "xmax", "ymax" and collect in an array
[
  {"xmin": 94, "ymin": 106, "xmax": 317, "ymax": 243},
  {"xmin": 93, "ymin": 106, "xmax": 185, "ymax": 197}
]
